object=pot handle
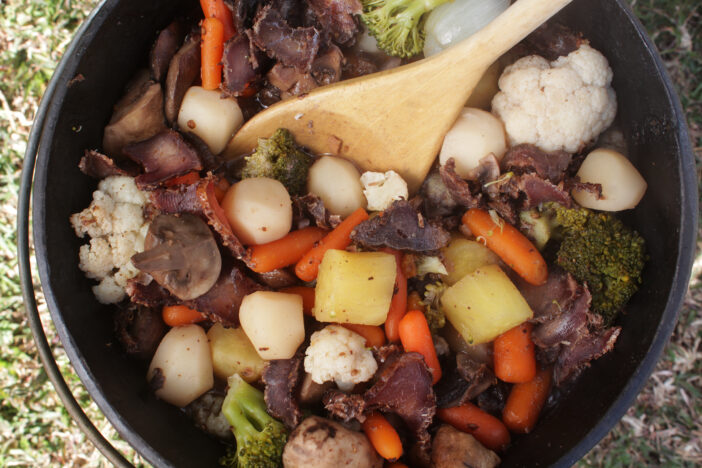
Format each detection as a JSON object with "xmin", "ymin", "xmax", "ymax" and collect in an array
[{"xmin": 17, "ymin": 53, "xmax": 134, "ymax": 468}]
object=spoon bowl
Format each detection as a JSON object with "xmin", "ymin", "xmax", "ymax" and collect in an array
[{"xmin": 224, "ymin": 0, "xmax": 573, "ymax": 192}]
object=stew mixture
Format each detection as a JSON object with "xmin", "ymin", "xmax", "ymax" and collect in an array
[{"xmin": 69, "ymin": 0, "xmax": 647, "ymax": 466}]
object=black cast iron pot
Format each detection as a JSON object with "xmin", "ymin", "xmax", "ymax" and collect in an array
[{"xmin": 18, "ymin": 0, "xmax": 697, "ymax": 466}]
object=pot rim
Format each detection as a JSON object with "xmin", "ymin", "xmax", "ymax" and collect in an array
[{"xmin": 20, "ymin": 0, "xmax": 698, "ymax": 466}]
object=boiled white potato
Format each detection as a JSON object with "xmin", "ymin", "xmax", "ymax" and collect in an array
[
  {"xmin": 207, "ymin": 323, "xmax": 266, "ymax": 382},
  {"xmin": 221, "ymin": 177, "xmax": 292, "ymax": 245},
  {"xmin": 177, "ymin": 86, "xmax": 244, "ymax": 154},
  {"xmin": 572, "ymin": 148, "xmax": 647, "ymax": 211},
  {"xmin": 307, "ymin": 156, "xmax": 365, "ymax": 217},
  {"xmin": 239, "ymin": 291, "xmax": 305, "ymax": 360},
  {"xmin": 147, "ymin": 325, "xmax": 214, "ymax": 407},
  {"xmin": 439, "ymin": 108, "xmax": 507, "ymax": 178}
]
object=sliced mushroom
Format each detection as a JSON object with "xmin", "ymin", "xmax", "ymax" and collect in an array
[
  {"xmin": 165, "ymin": 32, "xmax": 201, "ymax": 124},
  {"xmin": 103, "ymin": 69, "xmax": 167, "ymax": 158},
  {"xmin": 132, "ymin": 214, "xmax": 221, "ymax": 300},
  {"xmin": 150, "ymin": 20, "xmax": 185, "ymax": 82}
]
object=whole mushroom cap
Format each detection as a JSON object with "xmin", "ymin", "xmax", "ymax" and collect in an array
[{"xmin": 132, "ymin": 213, "xmax": 221, "ymax": 300}]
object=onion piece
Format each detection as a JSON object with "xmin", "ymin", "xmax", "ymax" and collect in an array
[{"xmin": 423, "ymin": 0, "xmax": 510, "ymax": 57}]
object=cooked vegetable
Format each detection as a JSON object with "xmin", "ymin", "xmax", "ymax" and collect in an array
[
  {"xmin": 177, "ymin": 86, "xmax": 244, "ymax": 154},
  {"xmin": 421, "ymin": 282, "xmax": 447, "ymax": 333},
  {"xmin": 221, "ymin": 177, "xmax": 293, "ymax": 245},
  {"xmin": 360, "ymin": 170, "xmax": 409, "ymax": 212},
  {"xmin": 200, "ymin": 0, "xmax": 236, "ymax": 41},
  {"xmin": 280, "ymin": 286, "xmax": 315, "ymax": 315},
  {"xmin": 463, "ymin": 208, "xmax": 548, "ymax": 286},
  {"xmin": 220, "ymin": 374, "xmax": 287, "ymax": 468},
  {"xmin": 342, "ymin": 324, "xmax": 387, "ymax": 348},
  {"xmin": 572, "ymin": 148, "xmax": 647, "ymax": 211},
  {"xmin": 207, "ymin": 323, "xmax": 266, "ymax": 382},
  {"xmin": 492, "ymin": 44, "xmax": 617, "ymax": 153},
  {"xmin": 304, "ymin": 325, "xmax": 378, "ymax": 391},
  {"xmin": 415, "ymin": 255, "xmax": 448, "ymax": 277},
  {"xmin": 307, "ymin": 156, "xmax": 366, "ymax": 217},
  {"xmin": 502, "ymin": 367, "xmax": 552, "ymax": 433},
  {"xmin": 362, "ymin": 412, "xmax": 403, "ymax": 461},
  {"xmin": 131, "ymin": 213, "xmax": 222, "ymax": 301},
  {"xmin": 441, "ymin": 237, "xmax": 500, "ymax": 286},
  {"xmin": 493, "ymin": 322, "xmax": 536, "ymax": 383},
  {"xmin": 440, "ymin": 264, "xmax": 533, "ymax": 344},
  {"xmin": 239, "ymin": 291, "xmax": 305, "ymax": 359},
  {"xmin": 439, "ymin": 108, "xmax": 507, "ymax": 179},
  {"xmin": 200, "ymin": 17, "xmax": 224, "ymax": 90},
  {"xmin": 423, "ymin": 0, "xmax": 509, "ymax": 57},
  {"xmin": 295, "ymin": 207, "xmax": 369, "ymax": 282},
  {"xmin": 545, "ymin": 203, "xmax": 646, "ymax": 322},
  {"xmin": 247, "ymin": 227, "xmax": 326, "ymax": 273},
  {"xmin": 162, "ymin": 304, "xmax": 206, "ymax": 327},
  {"xmin": 147, "ymin": 325, "xmax": 214, "ymax": 407},
  {"xmin": 437, "ymin": 402, "xmax": 510, "ymax": 452},
  {"xmin": 518, "ymin": 209, "xmax": 552, "ymax": 250},
  {"xmin": 399, "ymin": 310, "xmax": 442, "ymax": 384},
  {"xmin": 313, "ymin": 250, "xmax": 396, "ymax": 326},
  {"xmin": 283, "ymin": 416, "xmax": 383, "ymax": 468},
  {"xmin": 241, "ymin": 128, "xmax": 314, "ymax": 196},
  {"xmin": 382, "ymin": 248, "xmax": 408, "ymax": 342},
  {"xmin": 431, "ymin": 424, "xmax": 501, "ymax": 468},
  {"xmin": 360, "ymin": 0, "xmax": 450, "ymax": 58}
]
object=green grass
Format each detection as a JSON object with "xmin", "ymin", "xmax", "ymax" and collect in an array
[{"xmin": 0, "ymin": 0, "xmax": 699, "ymax": 467}]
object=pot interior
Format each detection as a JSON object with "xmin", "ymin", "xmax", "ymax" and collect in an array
[{"xmin": 32, "ymin": 0, "xmax": 695, "ymax": 466}]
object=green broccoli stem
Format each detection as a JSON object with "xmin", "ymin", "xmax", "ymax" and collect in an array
[{"xmin": 222, "ymin": 377, "xmax": 262, "ymax": 444}]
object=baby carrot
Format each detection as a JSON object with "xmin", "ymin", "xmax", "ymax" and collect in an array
[
  {"xmin": 280, "ymin": 286, "xmax": 315, "ymax": 315},
  {"xmin": 247, "ymin": 227, "xmax": 326, "ymax": 273},
  {"xmin": 200, "ymin": 0, "xmax": 236, "ymax": 41},
  {"xmin": 494, "ymin": 322, "xmax": 537, "ymax": 383},
  {"xmin": 362, "ymin": 412, "xmax": 403, "ymax": 461},
  {"xmin": 385, "ymin": 464, "xmax": 409, "ymax": 468},
  {"xmin": 162, "ymin": 305, "xmax": 206, "ymax": 327},
  {"xmin": 294, "ymin": 207, "xmax": 369, "ymax": 282},
  {"xmin": 502, "ymin": 367, "xmax": 553, "ymax": 434},
  {"xmin": 163, "ymin": 171, "xmax": 200, "ymax": 187},
  {"xmin": 342, "ymin": 324, "xmax": 387, "ymax": 348},
  {"xmin": 437, "ymin": 402, "xmax": 511, "ymax": 451},
  {"xmin": 200, "ymin": 17, "xmax": 224, "ymax": 90},
  {"xmin": 462, "ymin": 208, "xmax": 547, "ymax": 285},
  {"xmin": 381, "ymin": 248, "xmax": 408, "ymax": 342},
  {"xmin": 398, "ymin": 310, "xmax": 441, "ymax": 384}
]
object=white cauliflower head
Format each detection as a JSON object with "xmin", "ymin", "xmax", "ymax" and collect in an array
[
  {"xmin": 491, "ymin": 44, "xmax": 617, "ymax": 153},
  {"xmin": 70, "ymin": 175, "xmax": 149, "ymax": 304},
  {"xmin": 360, "ymin": 170, "xmax": 409, "ymax": 212},
  {"xmin": 304, "ymin": 325, "xmax": 378, "ymax": 391}
]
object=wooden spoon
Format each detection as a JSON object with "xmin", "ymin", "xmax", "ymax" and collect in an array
[{"xmin": 224, "ymin": 0, "xmax": 574, "ymax": 192}]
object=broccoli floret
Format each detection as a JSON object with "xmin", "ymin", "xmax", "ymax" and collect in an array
[
  {"xmin": 220, "ymin": 374, "xmax": 287, "ymax": 468},
  {"xmin": 422, "ymin": 282, "xmax": 446, "ymax": 333},
  {"xmin": 544, "ymin": 203, "xmax": 646, "ymax": 323},
  {"xmin": 361, "ymin": 0, "xmax": 450, "ymax": 58},
  {"xmin": 241, "ymin": 128, "xmax": 313, "ymax": 195}
]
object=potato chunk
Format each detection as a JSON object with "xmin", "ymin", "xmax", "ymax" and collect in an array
[
  {"xmin": 442, "ymin": 237, "xmax": 500, "ymax": 286},
  {"xmin": 572, "ymin": 148, "xmax": 647, "ymax": 211},
  {"xmin": 239, "ymin": 291, "xmax": 305, "ymax": 360},
  {"xmin": 147, "ymin": 325, "xmax": 213, "ymax": 407},
  {"xmin": 440, "ymin": 264, "xmax": 532, "ymax": 344},
  {"xmin": 207, "ymin": 323, "xmax": 266, "ymax": 382},
  {"xmin": 314, "ymin": 250, "xmax": 396, "ymax": 326},
  {"xmin": 177, "ymin": 86, "xmax": 243, "ymax": 154}
]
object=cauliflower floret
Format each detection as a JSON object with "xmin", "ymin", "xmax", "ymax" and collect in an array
[
  {"xmin": 304, "ymin": 325, "xmax": 378, "ymax": 391},
  {"xmin": 98, "ymin": 175, "xmax": 147, "ymax": 205},
  {"xmin": 491, "ymin": 44, "xmax": 617, "ymax": 153},
  {"xmin": 93, "ymin": 276, "xmax": 126, "ymax": 304},
  {"xmin": 78, "ymin": 237, "xmax": 114, "ymax": 280},
  {"xmin": 360, "ymin": 170, "xmax": 409, "ymax": 212},
  {"xmin": 71, "ymin": 175, "xmax": 149, "ymax": 304}
]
